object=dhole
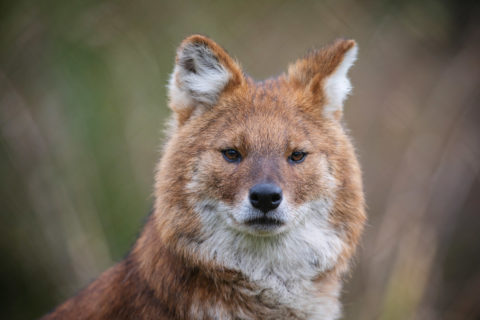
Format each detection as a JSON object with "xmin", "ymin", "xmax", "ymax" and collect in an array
[{"xmin": 42, "ymin": 35, "xmax": 366, "ymax": 320}]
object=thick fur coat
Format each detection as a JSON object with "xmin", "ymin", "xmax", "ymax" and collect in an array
[{"xmin": 42, "ymin": 35, "xmax": 366, "ymax": 320}]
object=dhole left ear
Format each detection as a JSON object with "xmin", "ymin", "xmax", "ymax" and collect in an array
[
  {"xmin": 287, "ymin": 39, "xmax": 358, "ymax": 119},
  {"xmin": 168, "ymin": 35, "xmax": 244, "ymax": 124}
]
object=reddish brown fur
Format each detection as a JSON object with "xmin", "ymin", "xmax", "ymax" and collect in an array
[{"xmin": 42, "ymin": 35, "xmax": 365, "ymax": 320}]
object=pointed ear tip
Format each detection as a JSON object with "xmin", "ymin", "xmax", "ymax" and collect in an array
[
  {"xmin": 342, "ymin": 39, "xmax": 358, "ymax": 54},
  {"xmin": 344, "ymin": 40, "xmax": 359, "ymax": 62},
  {"xmin": 176, "ymin": 34, "xmax": 227, "ymax": 60},
  {"xmin": 175, "ymin": 35, "xmax": 216, "ymax": 62},
  {"xmin": 181, "ymin": 34, "xmax": 211, "ymax": 46},
  {"xmin": 176, "ymin": 35, "xmax": 213, "ymax": 55},
  {"xmin": 328, "ymin": 39, "xmax": 358, "ymax": 61},
  {"xmin": 177, "ymin": 36, "xmax": 201, "ymax": 52},
  {"xmin": 345, "ymin": 39, "xmax": 357, "ymax": 47}
]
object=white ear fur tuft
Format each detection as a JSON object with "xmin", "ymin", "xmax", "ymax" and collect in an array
[
  {"xmin": 323, "ymin": 44, "xmax": 358, "ymax": 116},
  {"xmin": 168, "ymin": 42, "xmax": 231, "ymax": 110}
]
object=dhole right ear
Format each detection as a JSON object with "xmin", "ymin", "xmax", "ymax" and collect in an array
[
  {"xmin": 168, "ymin": 35, "xmax": 244, "ymax": 124},
  {"xmin": 287, "ymin": 39, "xmax": 358, "ymax": 120}
]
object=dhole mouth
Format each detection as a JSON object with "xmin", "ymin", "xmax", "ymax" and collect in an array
[{"xmin": 244, "ymin": 216, "xmax": 285, "ymax": 228}]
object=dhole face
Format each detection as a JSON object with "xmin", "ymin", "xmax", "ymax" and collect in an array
[
  {"xmin": 155, "ymin": 35, "xmax": 365, "ymax": 291},
  {"xmin": 178, "ymin": 87, "xmax": 341, "ymax": 238}
]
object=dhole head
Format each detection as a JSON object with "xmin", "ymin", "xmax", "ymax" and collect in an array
[{"xmin": 154, "ymin": 35, "xmax": 365, "ymax": 275}]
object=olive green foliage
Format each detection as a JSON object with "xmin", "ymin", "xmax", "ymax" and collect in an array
[{"xmin": 0, "ymin": 0, "xmax": 479, "ymax": 319}]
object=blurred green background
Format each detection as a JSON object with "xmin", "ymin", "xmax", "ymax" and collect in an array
[{"xmin": 1, "ymin": 0, "xmax": 479, "ymax": 319}]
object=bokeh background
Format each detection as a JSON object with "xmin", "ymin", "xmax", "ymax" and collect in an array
[{"xmin": 1, "ymin": 0, "xmax": 479, "ymax": 319}]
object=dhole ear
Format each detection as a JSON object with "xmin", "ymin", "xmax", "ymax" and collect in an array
[
  {"xmin": 168, "ymin": 35, "xmax": 244, "ymax": 123},
  {"xmin": 287, "ymin": 39, "xmax": 358, "ymax": 119}
]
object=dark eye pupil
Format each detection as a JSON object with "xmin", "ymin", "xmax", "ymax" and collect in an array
[
  {"xmin": 222, "ymin": 149, "xmax": 241, "ymax": 162},
  {"xmin": 226, "ymin": 150, "xmax": 237, "ymax": 158},
  {"xmin": 290, "ymin": 151, "xmax": 306, "ymax": 163}
]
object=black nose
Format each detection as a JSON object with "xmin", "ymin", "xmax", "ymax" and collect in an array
[{"xmin": 249, "ymin": 183, "xmax": 283, "ymax": 213}]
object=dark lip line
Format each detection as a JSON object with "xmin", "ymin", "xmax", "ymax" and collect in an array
[{"xmin": 244, "ymin": 217, "xmax": 285, "ymax": 226}]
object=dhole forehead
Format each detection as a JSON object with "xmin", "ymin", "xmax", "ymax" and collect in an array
[{"xmin": 210, "ymin": 79, "xmax": 316, "ymax": 153}]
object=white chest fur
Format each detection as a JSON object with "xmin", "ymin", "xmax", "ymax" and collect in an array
[{"xmin": 188, "ymin": 198, "xmax": 345, "ymax": 320}]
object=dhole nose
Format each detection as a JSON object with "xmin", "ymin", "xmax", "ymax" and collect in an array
[{"xmin": 249, "ymin": 183, "xmax": 283, "ymax": 213}]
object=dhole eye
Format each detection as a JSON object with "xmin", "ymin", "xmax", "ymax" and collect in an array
[
  {"xmin": 288, "ymin": 151, "xmax": 307, "ymax": 164},
  {"xmin": 222, "ymin": 149, "xmax": 242, "ymax": 163}
]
